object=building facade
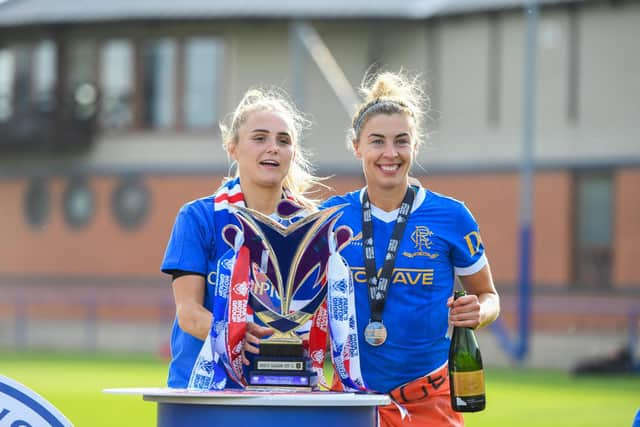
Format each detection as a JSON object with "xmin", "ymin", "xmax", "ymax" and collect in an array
[{"xmin": 0, "ymin": 0, "xmax": 638, "ymax": 358}]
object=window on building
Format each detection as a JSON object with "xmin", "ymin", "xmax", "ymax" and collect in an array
[
  {"xmin": 69, "ymin": 40, "xmax": 96, "ymax": 91},
  {"xmin": 573, "ymin": 171, "xmax": 613, "ymax": 289},
  {"xmin": 68, "ymin": 40, "xmax": 98, "ymax": 123},
  {"xmin": 24, "ymin": 176, "xmax": 51, "ymax": 229},
  {"xmin": 13, "ymin": 43, "xmax": 32, "ymax": 114},
  {"xmin": 111, "ymin": 176, "xmax": 150, "ymax": 230},
  {"xmin": 0, "ymin": 40, "xmax": 63, "ymax": 152},
  {"xmin": 142, "ymin": 38, "xmax": 176, "ymax": 128},
  {"xmin": 1, "ymin": 34, "xmax": 224, "ymax": 133},
  {"xmin": 2, "ymin": 41, "xmax": 56, "ymax": 117},
  {"xmin": 63, "ymin": 176, "xmax": 95, "ymax": 229},
  {"xmin": 0, "ymin": 48, "xmax": 14, "ymax": 121},
  {"xmin": 33, "ymin": 40, "xmax": 56, "ymax": 114},
  {"xmin": 101, "ymin": 40, "xmax": 134, "ymax": 130},
  {"xmin": 184, "ymin": 37, "xmax": 222, "ymax": 129}
]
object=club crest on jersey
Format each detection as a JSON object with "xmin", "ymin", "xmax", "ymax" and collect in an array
[{"xmin": 403, "ymin": 225, "xmax": 440, "ymax": 259}]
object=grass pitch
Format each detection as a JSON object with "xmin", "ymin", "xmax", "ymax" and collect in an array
[{"xmin": 1, "ymin": 351, "xmax": 638, "ymax": 426}]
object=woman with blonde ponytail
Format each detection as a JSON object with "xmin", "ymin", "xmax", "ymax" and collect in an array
[
  {"xmin": 324, "ymin": 70, "xmax": 500, "ymax": 426},
  {"xmin": 161, "ymin": 87, "xmax": 322, "ymax": 389}
]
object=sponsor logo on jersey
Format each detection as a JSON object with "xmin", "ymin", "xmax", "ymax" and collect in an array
[
  {"xmin": 464, "ymin": 230, "xmax": 483, "ymax": 257},
  {"xmin": 350, "ymin": 267, "xmax": 434, "ymax": 286}
]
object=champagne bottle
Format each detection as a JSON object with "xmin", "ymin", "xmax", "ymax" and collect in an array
[{"xmin": 448, "ymin": 290, "xmax": 486, "ymax": 412}]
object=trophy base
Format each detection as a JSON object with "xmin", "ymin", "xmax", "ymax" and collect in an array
[{"xmin": 247, "ymin": 370, "xmax": 317, "ymax": 391}]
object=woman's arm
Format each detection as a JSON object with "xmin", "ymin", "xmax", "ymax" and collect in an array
[
  {"xmin": 447, "ymin": 263, "xmax": 500, "ymax": 330},
  {"xmin": 172, "ymin": 274, "xmax": 211, "ymax": 340}
]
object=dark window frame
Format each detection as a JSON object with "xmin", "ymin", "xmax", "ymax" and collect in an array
[
  {"xmin": 62, "ymin": 175, "xmax": 96, "ymax": 230},
  {"xmin": 111, "ymin": 175, "xmax": 150, "ymax": 230},
  {"xmin": 24, "ymin": 176, "xmax": 51, "ymax": 229},
  {"xmin": 571, "ymin": 169, "xmax": 615, "ymax": 290}
]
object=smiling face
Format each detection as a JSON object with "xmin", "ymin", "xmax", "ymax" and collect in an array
[
  {"xmin": 228, "ymin": 109, "xmax": 295, "ymax": 191},
  {"xmin": 353, "ymin": 112, "xmax": 416, "ymax": 195}
]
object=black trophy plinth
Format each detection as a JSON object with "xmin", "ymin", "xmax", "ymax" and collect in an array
[{"xmin": 248, "ymin": 340, "xmax": 317, "ymax": 390}]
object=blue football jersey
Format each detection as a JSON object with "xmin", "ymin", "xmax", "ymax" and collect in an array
[
  {"xmin": 323, "ymin": 186, "xmax": 487, "ymax": 392},
  {"xmin": 161, "ymin": 178, "xmax": 310, "ymax": 389}
]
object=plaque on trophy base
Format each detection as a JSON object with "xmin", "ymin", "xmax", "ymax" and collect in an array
[
  {"xmin": 255, "ymin": 357, "xmax": 307, "ymax": 372},
  {"xmin": 247, "ymin": 371, "xmax": 318, "ymax": 390}
]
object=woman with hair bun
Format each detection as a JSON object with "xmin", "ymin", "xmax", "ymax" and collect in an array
[{"xmin": 324, "ymin": 70, "xmax": 500, "ymax": 426}]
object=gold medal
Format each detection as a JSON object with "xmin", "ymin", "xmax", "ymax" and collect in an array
[{"xmin": 364, "ymin": 321, "xmax": 387, "ymax": 346}]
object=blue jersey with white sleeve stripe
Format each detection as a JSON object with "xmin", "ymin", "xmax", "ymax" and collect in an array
[{"xmin": 322, "ymin": 185, "xmax": 487, "ymax": 393}]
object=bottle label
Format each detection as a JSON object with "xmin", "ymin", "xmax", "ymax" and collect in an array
[{"xmin": 452, "ymin": 370, "xmax": 484, "ymax": 397}]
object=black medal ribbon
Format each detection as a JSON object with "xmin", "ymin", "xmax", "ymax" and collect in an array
[{"xmin": 361, "ymin": 186, "xmax": 415, "ymax": 346}]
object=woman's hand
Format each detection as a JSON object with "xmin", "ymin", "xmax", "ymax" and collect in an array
[
  {"xmin": 242, "ymin": 322, "xmax": 274, "ymax": 365},
  {"xmin": 447, "ymin": 293, "xmax": 482, "ymax": 329},
  {"xmin": 448, "ymin": 264, "xmax": 500, "ymax": 330}
]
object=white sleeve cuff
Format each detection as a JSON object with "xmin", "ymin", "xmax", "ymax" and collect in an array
[{"xmin": 454, "ymin": 253, "xmax": 487, "ymax": 276}]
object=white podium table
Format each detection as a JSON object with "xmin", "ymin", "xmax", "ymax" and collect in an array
[{"xmin": 104, "ymin": 388, "xmax": 390, "ymax": 427}]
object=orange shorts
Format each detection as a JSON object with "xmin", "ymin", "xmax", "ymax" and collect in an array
[{"xmin": 378, "ymin": 363, "xmax": 464, "ymax": 427}]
